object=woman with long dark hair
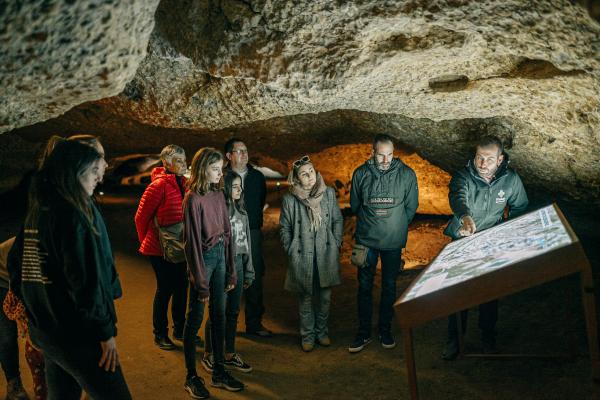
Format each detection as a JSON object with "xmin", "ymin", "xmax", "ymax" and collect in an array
[
  {"xmin": 9, "ymin": 140, "xmax": 130, "ymax": 399},
  {"xmin": 201, "ymin": 171, "xmax": 255, "ymax": 374}
]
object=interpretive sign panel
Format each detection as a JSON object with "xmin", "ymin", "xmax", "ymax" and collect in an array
[
  {"xmin": 395, "ymin": 204, "xmax": 599, "ymax": 400},
  {"xmin": 396, "ymin": 204, "xmax": 586, "ymax": 328},
  {"xmin": 401, "ymin": 205, "xmax": 573, "ymax": 302}
]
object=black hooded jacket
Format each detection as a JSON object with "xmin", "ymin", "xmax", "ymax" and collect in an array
[{"xmin": 8, "ymin": 194, "xmax": 122, "ymax": 345}]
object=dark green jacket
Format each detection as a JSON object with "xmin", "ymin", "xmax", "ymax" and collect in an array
[
  {"xmin": 444, "ymin": 154, "xmax": 529, "ymax": 240},
  {"xmin": 350, "ymin": 158, "xmax": 419, "ymax": 250},
  {"xmin": 8, "ymin": 196, "xmax": 122, "ymax": 345}
]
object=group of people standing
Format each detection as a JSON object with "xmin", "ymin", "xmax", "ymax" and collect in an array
[
  {"xmin": 133, "ymin": 139, "xmax": 273, "ymax": 398},
  {"xmin": 1, "ymin": 131, "xmax": 529, "ymax": 400}
]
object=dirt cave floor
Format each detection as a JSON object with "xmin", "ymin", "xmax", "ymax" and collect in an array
[{"xmin": 1, "ymin": 186, "xmax": 598, "ymax": 400}]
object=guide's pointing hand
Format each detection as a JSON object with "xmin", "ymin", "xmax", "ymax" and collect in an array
[{"xmin": 459, "ymin": 215, "xmax": 476, "ymax": 237}]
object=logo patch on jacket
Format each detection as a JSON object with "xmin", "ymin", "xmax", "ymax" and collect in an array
[
  {"xmin": 369, "ymin": 197, "xmax": 394, "ymax": 205},
  {"xmin": 495, "ymin": 190, "xmax": 506, "ymax": 204}
]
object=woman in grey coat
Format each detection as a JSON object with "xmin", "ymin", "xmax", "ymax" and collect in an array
[{"xmin": 279, "ymin": 156, "xmax": 344, "ymax": 352}]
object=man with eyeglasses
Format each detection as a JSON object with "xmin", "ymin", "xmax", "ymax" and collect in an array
[
  {"xmin": 441, "ymin": 135, "xmax": 528, "ymax": 360},
  {"xmin": 348, "ymin": 133, "xmax": 418, "ymax": 353},
  {"xmin": 224, "ymin": 138, "xmax": 272, "ymax": 338}
]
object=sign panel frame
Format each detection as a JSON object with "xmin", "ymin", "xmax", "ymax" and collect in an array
[{"xmin": 394, "ymin": 204, "xmax": 599, "ymax": 399}]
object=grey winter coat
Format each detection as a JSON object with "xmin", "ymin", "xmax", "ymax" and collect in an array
[
  {"xmin": 350, "ymin": 158, "xmax": 419, "ymax": 250},
  {"xmin": 280, "ymin": 187, "xmax": 344, "ymax": 294},
  {"xmin": 444, "ymin": 153, "xmax": 529, "ymax": 240}
]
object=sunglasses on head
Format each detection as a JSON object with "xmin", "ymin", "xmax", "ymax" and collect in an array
[{"xmin": 292, "ymin": 155, "xmax": 310, "ymax": 168}]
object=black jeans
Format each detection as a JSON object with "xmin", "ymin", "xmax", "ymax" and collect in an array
[
  {"xmin": 244, "ymin": 229, "xmax": 265, "ymax": 331},
  {"xmin": 205, "ymin": 255, "xmax": 244, "ymax": 354},
  {"xmin": 357, "ymin": 248, "xmax": 402, "ymax": 337},
  {"xmin": 149, "ymin": 256, "xmax": 188, "ymax": 338},
  {"xmin": 0, "ymin": 287, "xmax": 20, "ymax": 382},
  {"xmin": 184, "ymin": 241, "xmax": 227, "ymax": 376},
  {"xmin": 447, "ymin": 300, "xmax": 499, "ymax": 342},
  {"xmin": 37, "ymin": 337, "xmax": 131, "ymax": 400}
]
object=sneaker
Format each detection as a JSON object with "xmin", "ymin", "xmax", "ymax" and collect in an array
[
  {"xmin": 154, "ymin": 336, "xmax": 176, "ymax": 350},
  {"xmin": 201, "ymin": 353, "xmax": 214, "ymax": 374},
  {"xmin": 246, "ymin": 325, "xmax": 273, "ymax": 338},
  {"xmin": 379, "ymin": 332, "xmax": 396, "ymax": 349},
  {"xmin": 301, "ymin": 342, "xmax": 315, "ymax": 352},
  {"xmin": 211, "ymin": 370, "xmax": 244, "ymax": 392},
  {"xmin": 184, "ymin": 375, "xmax": 210, "ymax": 399},
  {"xmin": 442, "ymin": 339, "xmax": 459, "ymax": 361},
  {"xmin": 317, "ymin": 336, "xmax": 331, "ymax": 347},
  {"xmin": 348, "ymin": 334, "xmax": 372, "ymax": 353},
  {"xmin": 7, "ymin": 377, "xmax": 29, "ymax": 400},
  {"xmin": 225, "ymin": 353, "xmax": 253, "ymax": 373}
]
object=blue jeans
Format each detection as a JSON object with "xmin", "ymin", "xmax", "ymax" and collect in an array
[
  {"xmin": 183, "ymin": 241, "xmax": 227, "ymax": 376},
  {"xmin": 357, "ymin": 248, "xmax": 402, "ymax": 337},
  {"xmin": 298, "ymin": 263, "xmax": 331, "ymax": 344},
  {"xmin": 205, "ymin": 254, "xmax": 244, "ymax": 354}
]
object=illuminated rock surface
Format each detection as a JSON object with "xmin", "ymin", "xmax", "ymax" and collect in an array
[{"xmin": 1, "ymin": 0, "xmax": 599, "ymax": 209}]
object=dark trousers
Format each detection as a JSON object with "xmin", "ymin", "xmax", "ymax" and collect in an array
[
  {"xmin": 357, "ymin": 248, "xmax": 402, "ymax": 337},
  {"xmin": 184, "ymin": 241, "xmax": 227, "ymax": 376},
  {"xmin": 0, "ymin": 287, "xmax": 19, "ymax": 382},
  {"xmin": 205, "ymin": 255, "xmax": 244, "ymax": 354},
  {"xmin": 149, "ymin": 256, "xmax": 188, "ymax": 338},
  {"xmin": 447, "ymin": 300, "xmax": 499, "ymax": 342},
  {"xmin": 244, "ymin": 229, "xmax": 265, "ymax": 331},
  {"xmin": 38, "ymin": 337, "xmax": 131, "ymax": 400}
]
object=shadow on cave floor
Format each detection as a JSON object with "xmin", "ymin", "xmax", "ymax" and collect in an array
[{"xmin": 0, "ymin": 185, "xmax": 599, "ymax": 399}]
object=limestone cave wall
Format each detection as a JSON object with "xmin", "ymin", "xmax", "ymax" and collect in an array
[{"xmin": 1, "ymin": 0, "xmax": 599, "ymax": 214}]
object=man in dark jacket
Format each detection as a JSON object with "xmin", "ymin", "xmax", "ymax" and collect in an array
[
  {"xmin": 224, "ymin": 138, "xmax": 272, "ymax": 337},
  {"xmin": 442, "ymin": 135, "xmax": 528, "ymax": 360},
  {"xmin": 348, "ymin": 134, "xmax": 419, "ymax": 353}
]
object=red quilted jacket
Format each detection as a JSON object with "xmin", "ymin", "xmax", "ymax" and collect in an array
[{"xmin": 134, "ymin": 167, "xmax": 187, "ymax": 256}]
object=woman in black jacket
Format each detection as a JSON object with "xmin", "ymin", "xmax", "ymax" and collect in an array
[{"xmin": 9, "ymin": 140, "xmax": 131, "ymax": 400}]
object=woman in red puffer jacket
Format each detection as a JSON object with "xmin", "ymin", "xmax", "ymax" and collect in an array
[{"xmin": 135, "ymin": 144, "xmax": 192, "ymax": 350}]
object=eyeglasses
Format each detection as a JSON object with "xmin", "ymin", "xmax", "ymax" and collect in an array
[
  {"xmin": 292, "ymin": 155, "xmax": 310, "ymax": 168},
  {"xmin": 231, "ymin": 149, "xmax": 248, "ymax": 155}
]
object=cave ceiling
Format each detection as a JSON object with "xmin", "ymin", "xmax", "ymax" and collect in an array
[{"xmin": 1, "ymin": 0, "xmax": 599, "ymax": 209}]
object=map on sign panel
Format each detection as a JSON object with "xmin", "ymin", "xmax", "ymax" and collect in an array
[{"xmin": 400, "ymin": 205, "xmax": 573, "ymax": 303}]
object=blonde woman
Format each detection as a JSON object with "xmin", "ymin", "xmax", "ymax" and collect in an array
[{"xmin": 279, "ymin": 156, "xmax": 343, "ymax": 352}]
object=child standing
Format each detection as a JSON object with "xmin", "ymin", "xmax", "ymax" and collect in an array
[
  {"xmin": 202, "ymin": 171, "xmax": 255, "ymax": 374},
  {"xmin": 182, "ymin": 148, "xmax": 244, "ymax": 399}
]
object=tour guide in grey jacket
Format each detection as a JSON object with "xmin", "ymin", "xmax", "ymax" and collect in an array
[
  {"xmin": 441, "ymin": 136, "xmax": 528, "ymax": 361},
  {"xmin": 348, "ymin": 133, "xmax": 418, "ymax": 353},
  {"xmin": 444, "ymin": 153, "xmax": 528, "ymax": 240}
]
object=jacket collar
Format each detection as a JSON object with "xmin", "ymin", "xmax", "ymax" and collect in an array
[{"xmin": 366, "ymin": 157, "xmax": 402, "ymax": 176}]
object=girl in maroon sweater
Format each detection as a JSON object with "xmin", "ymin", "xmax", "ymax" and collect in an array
[{"xmin": 181, "ymin": 148, "xmax": 244, "ymax": 398}]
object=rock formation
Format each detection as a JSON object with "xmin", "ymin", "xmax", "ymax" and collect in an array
[
  {"xmin": 1, "ymin": 0, "xmax": 599, "ymax": 211},
  {"xmin": 0, "ymin": 0, "xmax": 159, "ymax": 133}
]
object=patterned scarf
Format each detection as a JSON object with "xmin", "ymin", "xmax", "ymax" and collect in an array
[{"xmin": 290, "ymin": 172, "xmax": 326, "ymax": 232}]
